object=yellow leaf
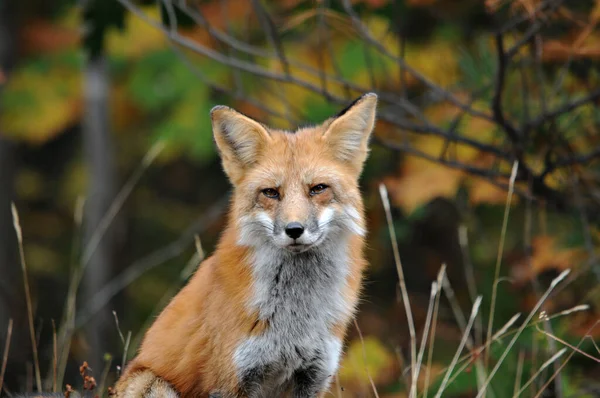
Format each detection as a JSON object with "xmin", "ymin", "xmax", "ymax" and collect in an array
[
  {"xmin": 106, "ymin": 6, "xmax": 167, "ymax": 58},
  {"xmin": 1, "ymin": 63, "xmax": 81, "ymax": 144},
  {"xmin": 339, "ymin": 337, "xmax": 395, "ymax": 387},
  {"xmin": 468, "ymin": 178, "xmax": 510, "ymax": 205},
  {"xmin": 386, "ymin": 160, "xmax": 463, "ymax": 213}
]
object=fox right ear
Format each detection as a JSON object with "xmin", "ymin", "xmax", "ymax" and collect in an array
[{"xmin": 211, "ymin": 106, "xmax": 271, "ymax": 185}]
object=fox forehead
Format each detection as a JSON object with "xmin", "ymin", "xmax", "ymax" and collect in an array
[{"xmin": 244, "ymin": 127, "xmax": 352, "ymax": 186}]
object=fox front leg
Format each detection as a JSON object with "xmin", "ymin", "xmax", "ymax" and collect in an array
[{"xmin": 291, "ymin": 365, "xmax": 332, "ymax": 398}]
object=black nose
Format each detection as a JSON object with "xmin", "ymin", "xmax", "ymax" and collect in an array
[{"xmin": 285, "ymin": 222, "xmax": 305, "ymax": 239}]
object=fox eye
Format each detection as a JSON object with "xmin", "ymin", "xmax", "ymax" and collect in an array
[
  {"xmin": 309, "ymin": 184, "xmax": 329, "ymax": 196},
  {"xmin": 262, "ymin": 188, "xmax": 280, "ymax": 199}
]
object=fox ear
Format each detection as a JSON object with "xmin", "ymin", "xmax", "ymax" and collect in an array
[
  {"xmin": 211, "ymin": 106, "xmax": 271, "ymax": 184},
  {"xmin": 323, "ymin": 93, "xmax": 377, "ymax": 172}
]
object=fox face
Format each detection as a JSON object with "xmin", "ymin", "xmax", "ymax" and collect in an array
[{"xmin": 211, "ymin": 93, "xmax": 377, "ymax": 253}]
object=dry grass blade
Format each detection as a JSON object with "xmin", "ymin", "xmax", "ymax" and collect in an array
[
  {"xmin": 437, "ymin": 302, "xmax": 589, "ymax": 391},
  {"xmin": 441, "ymin": 272, "xmax": 491, "ymax": 396},
  {"xmin": 11, "ymin": 204, "xmax": 42, "ymax": 393},
  {"xmin": 334, "ymin": 373, "xmax": 343, "ymax": 398},
  {"xmin": 81, "ymin": 141, "xmax": 165, "ymax": 270},
  {"xmin": 513, "ymin": 350, "xmax": 525, "ymax": 397},
  {"xmin": 476, "ymin": 269, "xmax": 571, "ymax": 398},
  {"xmin": 490, "ymin": 313, "xmax": 521, "ymax": 342},
  {"xmin": 354, "ymin": 319, "xmax": 380, "ymax": 398},
  {"xmin": 113, "ymin": 310, "xmax": 125, "ymax": 345},
  {"xmin": 379, "ymin": 183, "xmax": 417, "ymax": 389},
  {"xmin": 434, "ymin": 296, "xmax": 483, "ymax": 398},
  {"xmin": 513, "ymin": 348, "xmax": 567, "ymax": 397},
  {"xmin": 533, "ymin": 321, "xmax": 600, "ymax": 398},
  {"xmin": 535, "ymin": 323, "xmax": 600, "ymax": 362},
  {"xmin": 410, "ymin": 281, "xmax": 437, "ymax": 398},
  {"xmin": 458, "ymin": 225, "xmax": 482, "ymax": 345},
  {"xmin": 0, "ymin": 319, "xmax": 13, "ymax": 394},
  {"xmin": 423, "ymin": 265, "xmax": 446, "ymax": 398},
  {"xmin": 485, "ymin": 160, "xmax": 518, "ymax": 370},
  {"xmin": 51, "ymin": 319, "xmax": 57, "ymax": 392},
  {"xmin": 55, "ymin": 195, "xmax": 85, "ymax": 390},
  {"xmin": 122, "ymin": 331, "xmax": 132, "ymax": 372},
  {"xmin": 98, "ymin": 354, "xmax": 113, "ymax": 396}
]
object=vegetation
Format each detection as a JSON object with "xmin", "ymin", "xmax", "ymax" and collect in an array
[{"xmin": 1, "ymin": 0, "xmax": 600, "ymax": 396}]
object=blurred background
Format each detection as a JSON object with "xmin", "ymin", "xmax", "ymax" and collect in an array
[{"xmin": 1, "ymin": 0, "xmax": 600, "ymax": 396}]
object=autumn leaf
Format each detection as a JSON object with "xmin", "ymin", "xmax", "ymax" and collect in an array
[
  {"xmin": 21, "ymin": 20, "xmax": 80, "ymax": 56},
  {"xmin": 106, "ymin": 6, "xmax": 167, "ymax": 58},
  {"xmin": 510, "ymin": 235, "xmax": 584, "ymax": 285},
  {"xmin": 339, "ymin": 336, "xmax": 396, "ymax": 389},
  {"xmin": 384, "ymin": 159, "xmax": 464, "ymax": 213},
  {"xmin": 468, "ymin": 179, "xmax": 510, "ymax": 205},
  {"xmin": 1, "ymin": 53, "xmax": 82, "ymax": 144}
]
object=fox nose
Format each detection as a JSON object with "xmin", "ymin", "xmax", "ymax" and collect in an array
[{"xmin": 285, "ymin": 222, "xmax": 305, "ymax": 239}]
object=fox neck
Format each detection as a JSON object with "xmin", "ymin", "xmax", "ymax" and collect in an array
[{"xmin": 241, "ymin": 232, "xmax": 355, "ymax": 330}]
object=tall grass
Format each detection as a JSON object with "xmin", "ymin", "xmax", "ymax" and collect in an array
[{"xmin": 4, "ymin": 154, "xmax": 599, "ymax": 397}]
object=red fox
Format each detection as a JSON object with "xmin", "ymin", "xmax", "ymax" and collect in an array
[{"xmin": 115, "ymin": 93, "xmax": 378, "ymax": 397}]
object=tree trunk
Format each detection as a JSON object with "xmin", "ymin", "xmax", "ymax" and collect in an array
[{"xmin": 81, "ymin": 55, "xmax": 119, "ymax": 371}]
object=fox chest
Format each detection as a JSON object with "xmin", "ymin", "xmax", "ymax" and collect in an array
[{"xmin": 232, "ymin": 248, "xmax": 352, "ymax": 394}]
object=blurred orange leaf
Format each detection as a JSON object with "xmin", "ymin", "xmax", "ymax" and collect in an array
[
  {"xmin": 385, "ymin": 160, "xmax": 463, "ymax": 213},
  {"xmin": 20, "ymin": 20, "xmax": 80, "ymax": 55},
  {"xmin": 511, "ymin": 235, "xmax": 584, "ymax": 285}
]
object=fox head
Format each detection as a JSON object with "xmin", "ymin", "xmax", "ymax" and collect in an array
[{"xmin": 211, "ymin": 93, "xmax": 377, "ymax": 253}]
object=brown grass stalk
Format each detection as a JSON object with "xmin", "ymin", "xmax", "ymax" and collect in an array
[
  {"xmin": 353, "ymin": 319, "xmax": 380, "ymax": 398},
  {"xmin": 476, "ymin": 269, "xmax": 571, "ymax": 397},
  {"xmin": 434, "ymin": 296, "xmax": 483, "ymax": 398},
  {"xmin": 51, "ymin": 319, "xmax": 57, "ymax": 392},
  {"xmin": 379, "ymin": 184, "xmax": 417, "ymax": 390},
  {"xmin": 422, "ymin": 265, "xmax": 445, "ymax": 398},
  {"xmin": 485, "ymin": 160, "xmax": 519, "ymax": 370},
  {"xmin": 11, "ymin": 204, "xmax": 42, "ymax": 393},
  {"xmin": 0, "ymin": 319, "xmax": 13, "ymax": 394}
]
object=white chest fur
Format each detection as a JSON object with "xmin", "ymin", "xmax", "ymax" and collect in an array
[{"xmin": 233, "ymin": 241, "xmax": 353, "ymax": 393}]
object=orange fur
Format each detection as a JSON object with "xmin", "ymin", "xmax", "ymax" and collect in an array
[{"xmin": 117, "ymin": 94, "xmax": 377, "ymax": 397}]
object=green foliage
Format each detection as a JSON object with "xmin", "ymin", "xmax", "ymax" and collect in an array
[
  {"xmin": 128, "ymin": 51, "xmax": 196, "ymax": 112},
  {"xmin": 153, "ymin": 89, "xmax": 217, "ymax": 163},
  {"xmin": 457, "ymin": 37, "xmax": 494, "ymax": 96}
]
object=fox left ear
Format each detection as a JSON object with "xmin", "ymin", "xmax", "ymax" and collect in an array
[
  {"xmin": 323, "ymin": 93, "xmax": 377, "ymax": 172},
  {"xmin": 211, "ymin": 106, "xmax": 271, "ymax": 185}
]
